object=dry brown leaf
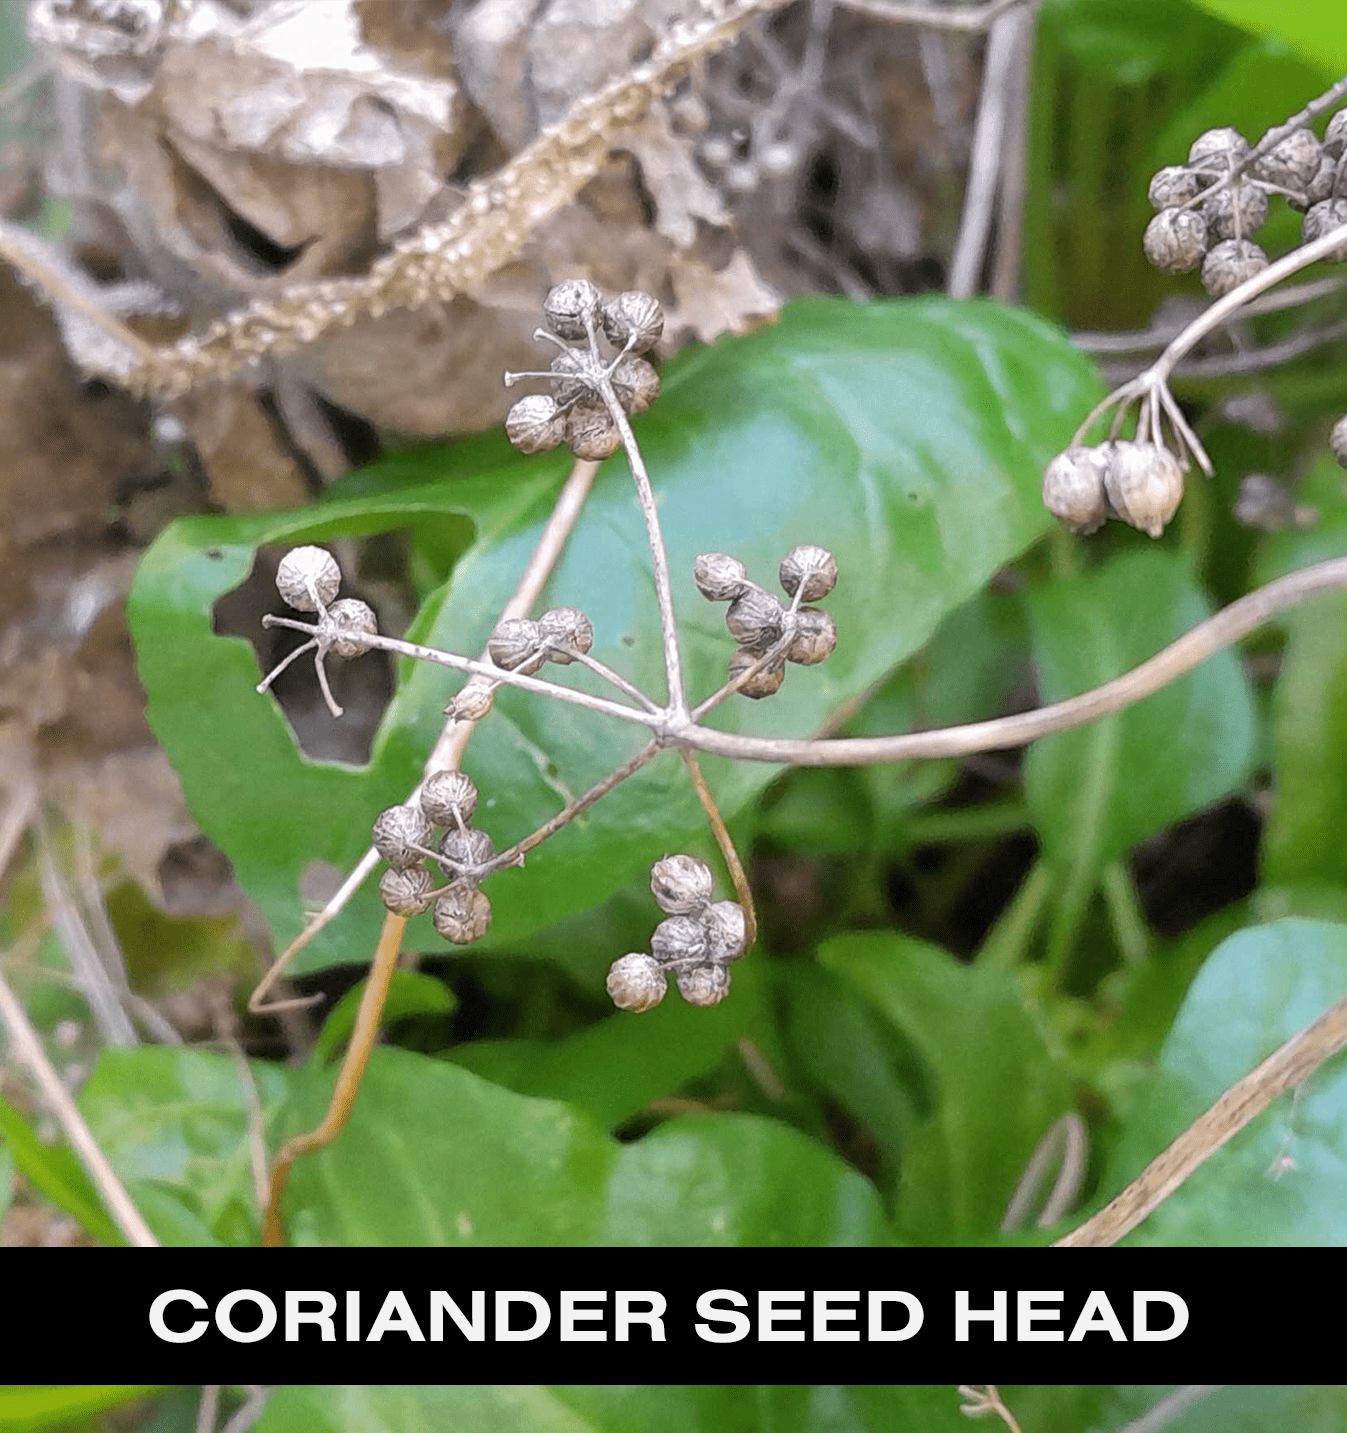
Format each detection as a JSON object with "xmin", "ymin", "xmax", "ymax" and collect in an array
[{"xmin": 666, "ymin": 245, "xmax": 780, "ymax": 343}]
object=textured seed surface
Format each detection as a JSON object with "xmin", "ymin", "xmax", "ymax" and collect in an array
[
  {"xmin": 650, "ymin": 854, "xmax": 714, "ymax": 914},
  {"xmin": 607, "ymin": 952, "xmax": 666, "ymax": 1012},
  {"xmin": 276, "ymin": 545, "xmax": 340, "ymax": 612}
]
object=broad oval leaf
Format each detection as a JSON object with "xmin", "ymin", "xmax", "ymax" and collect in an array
[
  {"xmin": 129, "ymin": 296, "xmax": 1098, "ymax": 973},
  {"xmin": 1099, "ymin": 917, "xmax": 1347, "ymax": 1245}
]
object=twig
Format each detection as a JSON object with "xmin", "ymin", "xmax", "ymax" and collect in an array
[
  {"xmin": 0, "ymin": 966, "xmax": 159, "ymax": 1247},
  {"xmin": 946, "ymin": 3, "xmax": 1037, "ymax": 297},
  {"xmin": 988, "ymin": 3, "xmax": 1035, "ymax": 300},
  {"xmin": 678, "ymin": 750, "xmax": 759, "ymax": 950},
  {"xmin": 219, "ymin": 1388, "xmax": 270, "ymax": 1433},
  {"xmin": 1110, "ymin": 1388, "xmax": 1223, "ymax": 1433},
  {"xmin": 1167, "ymin": 315, "xmax": 1347, "ymax": 379},
  {"xmin": 840, "ymin": 0, "xmax": 1027, "ymax": 30},
  {"xmin": 195, "ymin": 1387, "xmax": 221, "ymax": 1433},
  {"xmin": 957, "ymin": 1386, "xmax": 1023, "ymax": 1433},
  {"xmin": 1001, "ymin": 1110, "xmax": 1088, "ymax": 1232},
  {"xmin": 1054, "ymin": 991, "xmax": 1347, "ymax": 1246}
]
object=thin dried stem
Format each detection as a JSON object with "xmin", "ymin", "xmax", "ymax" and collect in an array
[
  {"xmin": 195, "ymin": 1387, "xmax": 221, "ymax": 1433},
  {"xmin": 263, "ymin": 914, "xmax": 406, "ymax": 1247},
  {"xmin": 1054, "ymin": 991, "xmax": 1347, "ymax": 1247},
  {"xmin": 1001, "ymin": 1110, "xmax": 1088, "ymax": 1233},
  {"xmin": 1110, "ymin": 1388, "xmax": 1222, "ymax": 1433},
  {"xmin": 678, "ymin": 750, "xmax": 759, "ymax": 949},
  {"xmin": 0, "ymin": 965, "xmax": 159, "ymax": 1247},
  {"xmin": 957, "ymin": 1386, "xmax": 1024, "ymax": 1433},
  {"xmin": 840, "ymin": 0, "xmax": 1027, "ymax": 30}
]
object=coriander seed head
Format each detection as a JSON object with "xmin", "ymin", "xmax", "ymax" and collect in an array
[
  {"xmin": 538, "ymin": 607, "xmax": 594, "ymax": 663},
  {"xmin": 420, "ymin": 770, "xmax": 478, "ymax": 827},
  {"xmin": 651, "ymin": 913, "xmax": 709, "ymax": 965},
  {"xmin": 372, "ymin": 804, "xmax": 434, "ymax": 869},
  {"xmin": 725, "ymin": 586, "xmax": 785, "ymax": 649},
  {"xmin": 727, "ymin": 647, "xmax": 785, "ymax": 698},
  {"xmin": 1142, "ymin": 208, "xmax": 1208, "ymax": 273},
  {"xmin": 543, "ymin": 278, "xmax": 603, "ymax": 340},
  {"xmin": 607, "ymin": 952, "xmax": 666, "ymax": 1012},
  {"xmin": 650, "ymin": 854, "xmax": 714, "ymax": 915},
  {"xmin": 1302, "ymin": 199, "xmax": 1347, "ymax": 261},
  {"xmin": 703, "ymin": 900, "xmax": 747, "ymax": 962},
  {"xmin": 1042, "ymin": 446, "xmax": 1110, "ymax": 534},
  {"xmin": 432, "ymin": 882, "xmax": 492, "ymax": 943},
  {"xmin": 601, "ymin": 291, "xmax": 664, "ymax": 353},
  {"xmin": 779, "ymin": 544, "xmax": 838, "ymax": 602},
  {"xmin": 786, "ymin": 607, "xmax": 837, "ymax": 665},
  {"xmin": 675, "ymin": 963, "xmax": 731, "ymax": 1007},
  {"xmin": 565, "ymin": 402, "xmax": 622, "ymax": 461},
  {"xmin": 324, "ymin": 598, "xmax": 377, "ymax": 657},
  {"xmin": 1147, "ymin": 166, "xmax": 1200, "ymax": 210},
  {"xmin": 694, "ymin": 552, "xmax": 749, "ymax": 602},
  {"xmin": 276, "ymin": 545, "xmax": 341, "ymax": 612},
  {"xmin": 1200, "ymin": 238, "xmax": 1268, "ymax": 296},
  {"xmin": 379, "ymin": 866, "xmax": 436, "ymax": 917},
  {"xmin": 506, "ymin": 393, "xmax": 567, "ymax": 454},
  {"xmin": 1103, "ymin": 441, "xmax": 1184, "ymax": 539},
  {"xmin": 488, "ymin": 617, "xmax": 545, "ymax": 672},
  {"xmin": 439, "ymin": 826, "xmax": 496, "ymax": 873},
  {"xmin": 611, "ymin": 354, "xmax": 660, "ymax": 415}
]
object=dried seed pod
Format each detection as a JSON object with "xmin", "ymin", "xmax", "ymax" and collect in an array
[
  {"xmin": 1302, "ymin": 199, "xmax": 1347, "ymax": 261},
  {"xmin": 542, "ymin": 278, "xmax": 603, "ymax": 340},
  {"xmin": 538, "ymin": 606, "xmax": 594, "ymax": 663},
  {"xmin": 565, "ymin": 402, "xmax": 622, "ymax": 461},
  {"xmin": 420, "ymin": 770, "xmax": 478, "ymax": 827},
  {"xmin": 372, "ymin": 804, "xmax": 434, "ymax": 869},
  {"xmin": 548, "ymin": 349, "xmax": 590, "ymax": 404},
  {"xmin": 1103, "ymin": 441, "xmax": 1184, "ymax": 539},
  {"xmin": 325, "ymin": 598, "xmax": 376, "ymax": 657},
  {"xmin": 445, "ymin": 679, "xmax": 494, "ymax": 723},
  {"xmin": 650, "ymin": 854, "xmax": 714, "ymax": 915},
  {"xmin": 1303, "ymin": 156, "xmax": 1341, "ymax": 209},
  {"xmin": 675, "ymin": 963, "xmax": 731, "ymax": 1007},
  {"xmin": 601, "ymin": 290, "xmax": 664, "ymax": 353},
  {"xmin": 1042, "ymin": 446, "xmax": 1110, "ymax": 534},
  {"xmin": 276, "ymin": 545, "xmax": 340, "ymax": 612},
  {"xmin": 505, "ymin": 393, "xmax": 566, "ymax": 454},
  {"xmin": 379, "ymin": 866, "xmax": 436, "ymax": 917},
  {"xmin": 725, "ymin": 586, "xmax": 785, "ymax": 648},
  {"xmin": 694, "ymin": 552, "xmax": 749, "ymax": 601},
  {"xmin": 727, "ymin": 646, "xmax": 785, "ymax": 698},
  {"xmin": 432, "ymin": 882, "xmax": 492, "ymax": 944},
  {"xmin": 1142, "ymin": 208, "xmax": 1208, "ymax": 273},
  {"xmin": 488, "ymin": 616, "xmax": 544, "ymax": 672},
  {"xmin": 1324, "ymin": 110, "xmax": 1347, "ymax": 162},
  {"xmin": 1332, "ymin": 415, "xmax": 1347, "ymax": 469},
  {"xmin": 786, "ymin": 608, "xmax": 837, "ymax": 666},
  {"xmin": 1147, "ymin": 165, "xmax": 1200, "ymax": 210},
  {"xmin": 607, "ymin": 952, "xmax": 666, "ymax": 1012},
  {"xmin": 651, "ymin": 913, "xmax": 709, "ymax": 966},
  {"xmin": 1200, "ymin": 238, "xmax": 1268, "ymax": 296},
  {"xmin": 1253, "ymin": 127, "xmax": 1321, "ymax": 193},
  {"xmin": 1201, "ymin": 181, "xmax": 1269, "ymax": 240},
  {"xmin": 778, "ymin": 543, "xmax": 837, "ymax": 602},
  {"xmin": 610, "ymin": 354, "xmax": 660, "ymax": 415},
  {"xmin": 1187, "ymin": 126, "xmax": 1248, "ymax": 171},
  {"xmin": 439, "ymin": 826, "xmax": 496, "ymax": 872},
  {"xmin": 703, "ymin": 900, "xmax": 747, "ymax": 962}
]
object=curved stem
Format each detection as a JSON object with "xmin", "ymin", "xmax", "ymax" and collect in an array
[{"xmin": 678, "ymin": 749, "xmax": 759, "ymax": 951}]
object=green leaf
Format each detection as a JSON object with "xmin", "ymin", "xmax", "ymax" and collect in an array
[
  {"xmin": 0, "ymin": 1388, "xmax": 170, "ymax": 1433},
  {"xmin": 816, "ymin": 931, "xmax": 1071, "ymax": 1242},
  {"xmin": 81, "ymin": 1043, "xmax": 885, "ymax": 1246},
  {"xmin": 313, "ymin": 969, "xmax": 456, "ymax": 1063},
  {"xmin": 0, "ymin": 1098, "xmax": 122, "ymax": 1246},
  {"xmin": 0, "ymin": 1143, "xmax": 13, "ymax": 1227},
  {"xmin": 1081, "ymin": 1386, "xmax": 1347, "ymax": 1433},
  {"xmin": 76, "ymin": 1048, "xmax": 289, "ymax": 1245},
  {"xmin": 1100, "ymin": 918, "xmax": 1347, "ymax": 1245},
  {"xmin": 1187, "ymin": 0, "xmax": 1344, "ymax": 71},
  {"xmin": 129, "ymin": 296, "xmax": 1099, "ymax": 974},
  {"xmin": 1023, "ymin": 549, "xmax": 1256, "ymax": 900}
]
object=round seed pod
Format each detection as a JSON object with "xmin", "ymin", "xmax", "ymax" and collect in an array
[
  {"xmin": 1147, "ymin": 165, "xmax": 1200, "ymax": 210},
  {"xmin": 1200, "ymin": 238, "xmax": 1268, "ymax": 296},
  {"xmin": 420, "ymin": 770, "xmax": 478, "ymax": 827},
  {"xmin": 325, "ymin": 598, "xmax": 376, "ymax": 657},
  {"xmin": 276, "ymin": 545, "xmax": 340, "ymax": 612},
  {"xmin": 1302, "ymin": 199, "xmax": 1347, "ymax": 261},
  {"xmin": 1142, "ymin": 208, "xmax": 1208, "ymax": 273},
  {"xmin": 727, "ymin": 647, "xmax": 785, "ymax": 699},
  {"xmin": 542, "ymin": 278, "xmax": 603, "ymax": 340},
  {"xmin": 432, "ymin": 882, "xmax": 492, "ymax": 944},
  {"xmin": 379, "ymin": 866, "xmax": 436, "ymax": 917},
  {"xmin": 778, "ymin": 543, "xmax": 837, "ymax": 602},
  {"xmin": 1303, "ymin": 156, "xmax": 1341, "ymax": 209},
  {"xmin": 439, "ymin": 826, "xmax": 496, "ymax": 872},
  {"xmin": 786, "ymin": 607, "xmax": 837, "ymax": 666},
  {"xmin": 1331, "ymin": 414, "xmax": 1347, "ymax": 469},
  {"xmin": 1324, "ymin": 110, "xmax": 1347, "ymax": 162},
  {"xmin": 565, "ymin": 402, "xmax": 621, "ymax": 461},
  {"xmin": 651, "ymin": 913, "xmax": 709, "ymax": 966},
  {"xmin": 538, "ymin": 606, "xmax": 594, "ymax": 663},
  {"xmin": 1253, "ymin": 127, "xmax": 1321, "ymax": 193},
  {"xmin": 601, "ymin": 290, "xmax": 664, "ymax": 353},
  {"xmin": 548, "ymin": 349, "xmax": 590, "ymax": 404},
  {"xmin": 372, "ymin": 804, "xmax": 434, "ymax": 869},
  {"xmin": 1042, "ymin": 446, "xmax": 1109, "ymax": 534},
  {"xmin": 505, "ymin": 393, "xmax": 566, "ymax": 454},
  {"xmin": 675, "ymin": 963, "xmax": 731, "ymax": 1007},
  {"xmin": 725, "ymin": 586, "xmax": 785, "ymax": 648},
  {"xmin": 703, "ymin": 900, "xmax": 747, "ymax": 962},
  {"xmin": 607, "ymin": 952, "xmax": 666, "ymax": 1012},
  {"xmin": 488, "ymin": 616, "xmax": 544, "ymax": 672},
  {"xmin": 445, "ymin": 680, "xmax": 494, "ymax": 723},
  {"xmin": 650, "ymin": 854, "xmax": 714, "ymax": 915},
  {"xmin": 1201, "ymin": 181, "xmax": 1268, "ymax": 240},
  {"xmin": 1187, "ymin": 126, "xmax": 1248, "ymax": 171},
  {"xmin": 1103, "ymin": 441, "xmax": 1184, "ymax": 539},
  {"xmin": 694, "ymin": 552, "xmax": 749, "ymax": 602},
  {"xmin": 611, "ymin": 354, "xmax": 659, "ymax": 415}
]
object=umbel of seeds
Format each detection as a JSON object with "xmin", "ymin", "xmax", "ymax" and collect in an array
[
  {"xmin": 503, "ymin": 282, "xmax": 666, "ymax": 463},
  {"xmin": 1042, "ymin": 441, "xmax": 1184, "ymax": 539}
]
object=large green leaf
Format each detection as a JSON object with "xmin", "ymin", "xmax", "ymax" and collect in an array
[
  {"xmin": 815, "ymin": 931, "xmax": 1071, "ymax": 1242},
  {"xmin": 81, "ymin": 1043, "xmax": 887, "ymax": 1246},
  {"xmin": 129, "ymin": 297, "xmax": 1098, "ymax": 973},
  {"xmin": 0, "ymin": 1388, "xmax": 170, "ymax": 1433},
  {"xmin": 1023, "ymin": 549, "xmax": 1256, "ymax": 897},
  {"xmin": 1099, "ymin": 918, "xmax": 1347, "ymax": 1245},
  {"xmin": 0, "ymin": 1098, "xmax": 122, "ymax": 1246},
  {"xmin": 1188, "ymin": 0, "xmax": 1344, "ymax": 71}
]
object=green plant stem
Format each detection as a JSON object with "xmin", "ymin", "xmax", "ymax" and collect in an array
[
  {"xmin": 903, "ymin": 798, "xmax": 1030, "ymax": 846},
  {"xmin": 979, "ymin": 857, "xmax": 1051, "ymax": 970},
  {"xmin": 1102, "ymin": 860, "xmax": 1148, "ymax": 966}
]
